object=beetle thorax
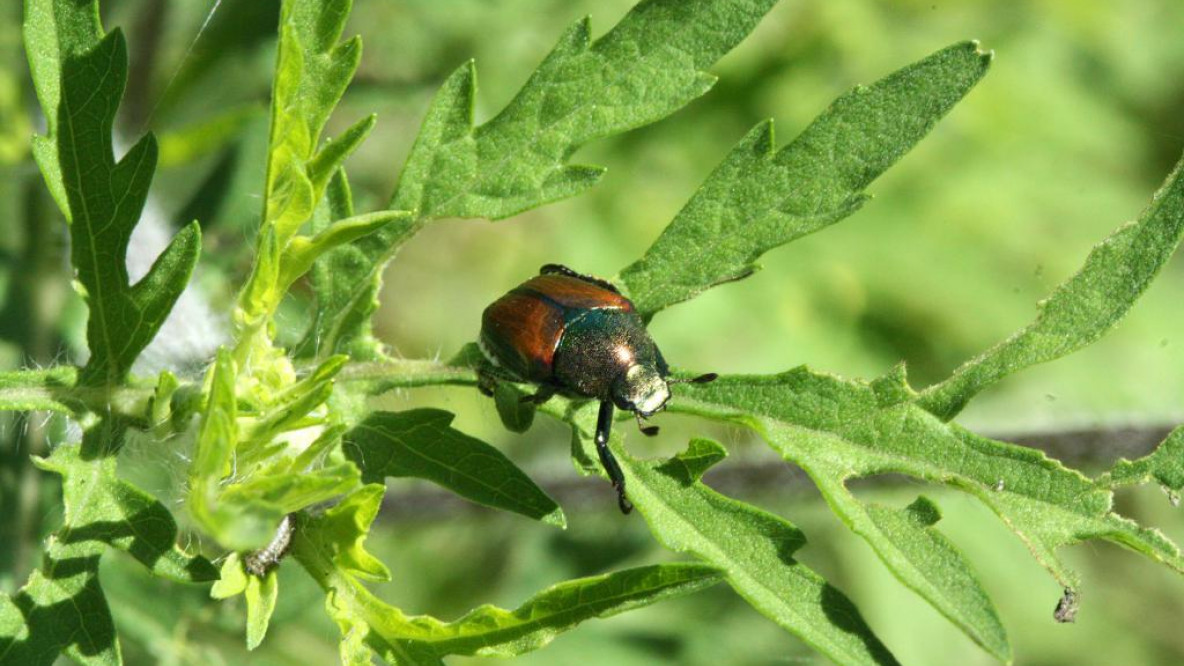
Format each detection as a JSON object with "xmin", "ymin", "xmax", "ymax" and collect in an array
[{"xmin": 551, "ymin": 309, "xmax": 665, "ymax": 404}]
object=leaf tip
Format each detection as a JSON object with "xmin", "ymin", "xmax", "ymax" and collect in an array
[
  {"xmin": 662, "ymin": 438, "xmax": 727, "ymax": 483},
  {"xmin": 904, "ymin": 495, "xmax": 941, "ymax": 527},
  {"xmin": 542, "ymin": 506, "xmax": 568, "ymax": 529},
  {"xmin": 968, "ymin": 39, "xmax": 995, "ymax": 64}
]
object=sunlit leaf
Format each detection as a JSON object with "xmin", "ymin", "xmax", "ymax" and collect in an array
[
  {"xmin": 621, "ymin": 42, "xmax": 991, "ymax": 318},
  {"xmin": 344, "ymin": 409, "xmax": 565, "ymax": 527}
]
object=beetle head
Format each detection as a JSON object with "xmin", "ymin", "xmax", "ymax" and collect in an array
[{"xmin": 612, "ymin": 363, "xmax": 670, "ymax": 417}]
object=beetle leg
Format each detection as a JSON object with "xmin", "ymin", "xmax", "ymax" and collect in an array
[
  {"xmin": 634, "ymin": 411, "xmax": 659, "ymax": 436},
  {"xmin": 519, "ymin": 385, "xmax": 557, "ymax": 405},
  {"xmin": 595, "ymin": 400, "xmax": 633, "ymax": 514},
  {"xmin": 477, "ymin": 375, "xmax": 496, "ymax": 397},
  {"xmin": 540, "ymin": 264, "xmax": 623, "ymax": 295}
]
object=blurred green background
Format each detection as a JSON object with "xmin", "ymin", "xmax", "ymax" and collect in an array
[{"xmin": 4, "ymin": 0, "xmax": 1184, "ymax": 664}]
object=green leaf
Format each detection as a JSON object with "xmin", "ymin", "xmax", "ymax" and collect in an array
[
  {"xmin": 0, "ymin": 367, "xmax": 78, "ymax": 413},
  {"xmin": 210, "ymin": 554, "xmax": 250, "ymax": 600},
  {"xmin": 343, "ymin": 409, "xmax": 565, "ymax": 527},
  {"xmin": 0, "ymin": 561, "xmax": 117, "ymax": 666},
  {"xmin": 1103, "ymin": 427, "xmax": 1184, "ymax": 498},
  {"xmin": 35, "ymin": 442, "xmax": 218, "ymax": 583},
  {"xmin": 673, "ymin": 367, "xmax": 1183, "ymax": 646},
  {"xmin": 276, "ymin": 209, "xmax": 410, "ymax": 300},
  {"xmin": 862, "ymin": 497, "xmax": 1008, "ymax": 661},
  {"xmin": 245, "ymin": 571, "xmax": 279, "ymax": 650},
  {"xmin": 235, "ymin": 0, "xmax": 366, "ymax": 344},
  {"xmin": 309, "ymin": 0, "xmax": 781, "ymax": 359},
  {"xmin": 25, "ymin": 0, "xmax": 202, "ymax": 386},
  {"xmin": 1, "ymin": 426, "xmax": 216, "ymax": 665},
  {"xmin": 570, "ymin": 422, "xmax": 900, "ymax": 666},
  {"xmin": 919, "ymin": 153, "xmax": 1184, "ymax": 420},
  {"xmin": 292, "ymin": 487, "xmax": 721, "ymax": 663},
  {"xmin": 620, "ymin": 41, "xmax": 991, "ymax": 318},
  {"xmin": 392, "ymin": 0, "xmax": 779, "ymax": 220},
  {"xmin": 189, "ymin": 349, "xmax": 360, "ymax": 551},
  {"xmin": 295, "ymin": 168, "xmax": 390, "ymax": 360},
  {"xmin": 23, "ymin": 0, "xmax": 102, "ymax": 216},
  {"xmin": 493, "ymin": 382, "xmax": 536, "ymax": 433},
  {"xmin": 390, "ymin": 564, "xmax": 724, "ymax": 662}
]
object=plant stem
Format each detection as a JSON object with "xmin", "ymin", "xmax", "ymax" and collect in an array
[{"xmin": 335, "ymin": 359, "xmax": 476, "ymax": 388}]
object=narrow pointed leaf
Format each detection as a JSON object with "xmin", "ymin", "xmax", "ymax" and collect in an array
[
  {"xmin": 344, "ymin": 409, "xmax": 565, "ymax": 527},
  {"xmin": 919, "ymin": 153, "xmax": 1184, "ymax": 420},
  {"xmin": 621, "ymin": 41, "xmax": 991, "ymax": 317},
  {"xmin": 292, "ymin": 488, "xmax": 721, "ymax": 663},
  {"xmin": 388, "ymin": 564, "xmax": 724, "ymax": 662},
  {"xmin": 308, "ymin": 114, "xmax": 376, "ymax": 195}
]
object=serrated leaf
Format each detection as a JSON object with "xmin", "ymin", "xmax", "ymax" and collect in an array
[
  {"xmin": 1, "ymin": 425, "xmax": 216, "ymax": 666},
  {"xmin": 308, "ymin": 114, "xmax": 375, "ymax": 196},
  {"xmin": 235, "ymin": 0, "xmax": 367, "ymax": 339},
  {"xmin": 291, "ymin": 490, "xmax": 720, "ymax": 663},
  {"xmin": 566, "ymin": 419, "xmax": 899, "ymax": 666},
  {"xmin": 673, "ymin": 367, "xmax": 1183, "ymax": 645},
  {"xmin": 22, "ymin": 0, "xmax": 102, "ymax": 216},
  {"xmin": 621, "ymin": 41, "xmax": 991, "ymax": 317},
  {"xmin": 25, "ymin": 0, "xmax": 202, "ymax": 387},
  {"xmin": 1103, "ymin": 426, "xmax": 1184, "ymax": 496},
  {"xmin": 343, "ymin": 409, "xmax": 565, "ymax": 527},
  {"xmin": 393, "ymin": 0, "xmax": 778, "ymax": 220},
  {"xmin": 309, "ymin": 0, "xmax": 780, "ymax": 359},
  {"xmin": 919, "ymin": 153, "xmax": 1184, "ymax": 420},
  {"xmin": 35, "ymin": 442, "xmax": 218, "ymax": 583}
]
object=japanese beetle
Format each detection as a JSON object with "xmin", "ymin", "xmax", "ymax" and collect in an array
[{"xmin": 478, "ymin": 264, "xmax": 716, "ymax": 514}]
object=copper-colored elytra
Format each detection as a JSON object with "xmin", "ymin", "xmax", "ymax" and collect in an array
[{"xmin": 516, "ymin": 274, "xmax": 634, "ymax": 312}]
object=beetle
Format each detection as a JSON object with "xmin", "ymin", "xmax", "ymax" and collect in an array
[{"xmin": 477, "ymin": 264, "xmax": 716, "ymax": 514}]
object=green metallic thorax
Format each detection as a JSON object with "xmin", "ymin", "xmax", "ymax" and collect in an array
[{"xmin": 552, "ymin": 308, "xmax": 668, "ymax": 403}]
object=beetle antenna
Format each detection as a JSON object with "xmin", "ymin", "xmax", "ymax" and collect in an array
[
  {"xmin": 635, "ymin": 412, "xmax": 660, "ymax": 437},
  {"xmin": 670, "ymin": 372, "xmax": 718, "ymax": 385}
]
